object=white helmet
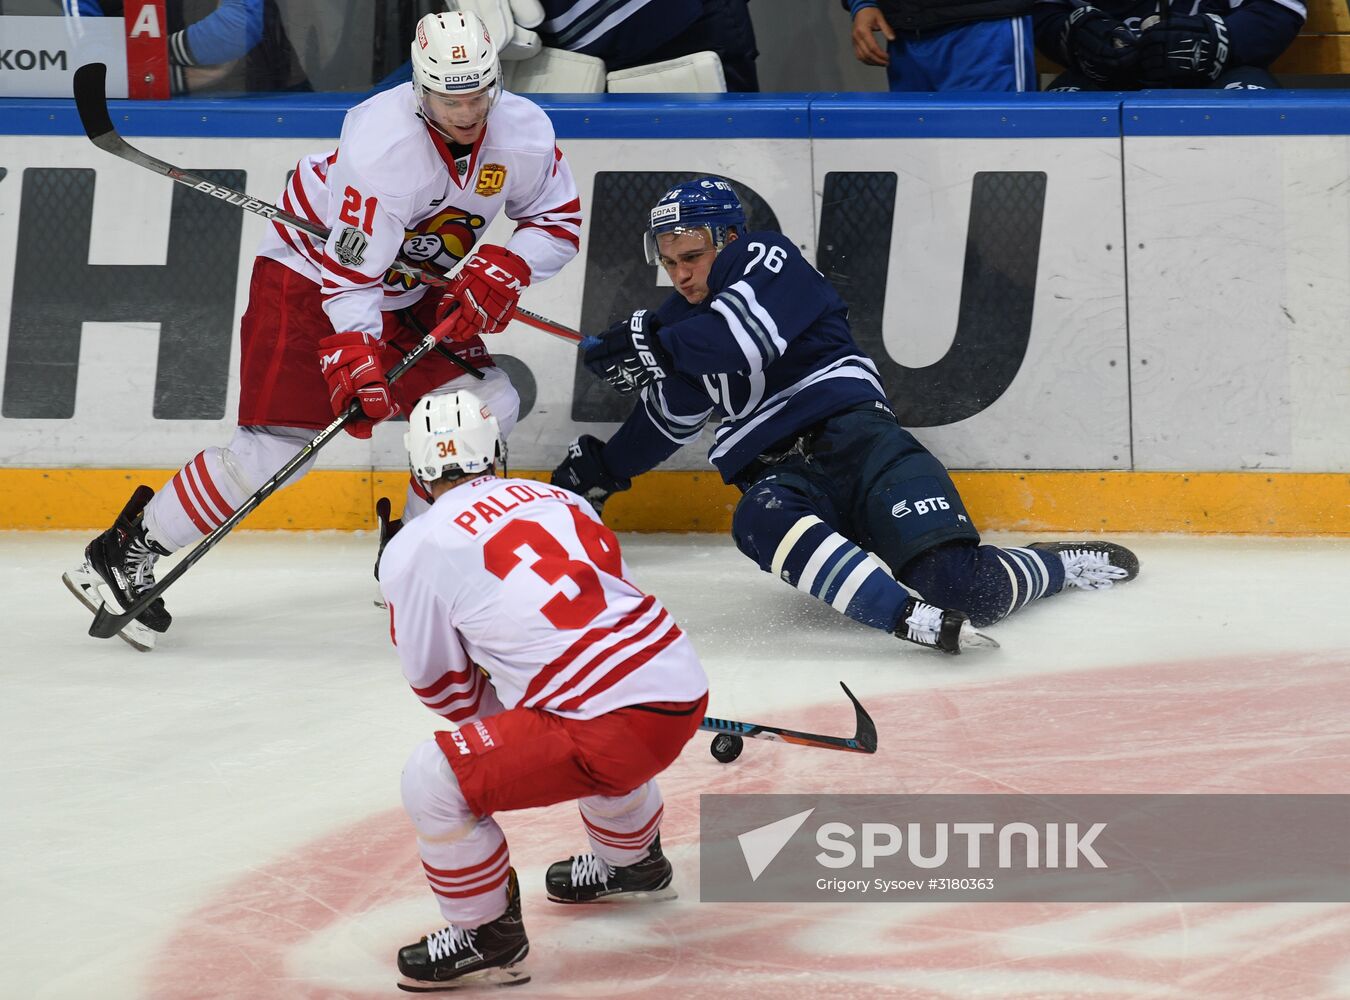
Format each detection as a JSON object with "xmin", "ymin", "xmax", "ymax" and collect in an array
[
  {"xmin": 410, "ymin": 11, "xmax": 502, "ymax": 141},
  {"xmin": 405, "ymin": 390, "xmax": 504, "ymax": 485}
]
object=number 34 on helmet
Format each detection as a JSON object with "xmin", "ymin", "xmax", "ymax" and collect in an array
[{"xmin": 406, "ymin": 391, "xmax": 505, "ymax": 485}]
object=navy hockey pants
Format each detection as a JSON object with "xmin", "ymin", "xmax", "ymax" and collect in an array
[{"xmin": 730, "ymin": 407, "xmax": 1062, "ymax": 629}]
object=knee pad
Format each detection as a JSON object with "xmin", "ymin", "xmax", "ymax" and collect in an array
[
  {"xmin": 145, "ymin": 439, "xmax": 274, "ymax": 549},
  {"xmin": 901, "ymin": 542, "xmax": 1057, "ymax": 628},
  {"xmin": 225, "ymin": 425, "xmax": 319, "ymax": 493},
  {"xmin": 401, "ymin": 740, "xmax": 477, "ymax": 844},
  {"xmin": 731, "ymin": 475, "xmax": 820, "ymax": 572},
  {"xmin": 733, "ymin": 477, "xmax": 907, "ymax": 632}
]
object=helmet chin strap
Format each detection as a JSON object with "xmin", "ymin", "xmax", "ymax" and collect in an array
[{"xmin": 417, "ymin": 110, "xmax": 485, "ymax": 144}]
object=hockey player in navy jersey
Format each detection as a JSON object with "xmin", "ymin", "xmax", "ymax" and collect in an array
[
  {"xmin": 1034, "ymin": 0, "xmax": 1304, "ymax": 90},
  {"xmin": 551, "ymin": 177, "xmax": 1139, "ymax": 655}
]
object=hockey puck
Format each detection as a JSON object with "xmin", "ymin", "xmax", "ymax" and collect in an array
[{"xmin": 710, "ymin": 733, "xmax": 744, "ymax": 763}]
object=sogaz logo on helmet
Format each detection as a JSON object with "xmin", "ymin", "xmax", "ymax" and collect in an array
[{"xmin": 650, "ymin": 203, "xmax": 681, "ymax": 227}]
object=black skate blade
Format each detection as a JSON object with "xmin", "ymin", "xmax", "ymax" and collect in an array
[
  {"xmin": 396, "ymin": 968, "xmax": 531, "ymax": 992},
  {"xmin": 62, "ymin": 569, "xmax": 155, "ymax": 652},
  {"xmin": 546, "ymin": 885, "xmax": 678, "ymax": 905}
]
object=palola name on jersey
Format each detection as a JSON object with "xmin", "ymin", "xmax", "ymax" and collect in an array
[{"xmin": 452, "ymin": 481, "xmax": 574, "ymax": 536}]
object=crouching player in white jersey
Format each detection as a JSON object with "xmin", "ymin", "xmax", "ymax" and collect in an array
[
  {"xmin": 380, "ymin": 390, "xmax": 708, "ymax": 991},
  {"xmin": 554, "ymin": 177, "xmax": 1139, "ymax": 655},
  {"xmin": 63, "ymin": 10, "xmax": 582, "ymax": 650}
]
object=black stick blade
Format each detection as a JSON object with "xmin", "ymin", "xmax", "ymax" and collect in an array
[
  {"xmin": 89, "ymin": 602, "xmax": 134, "ymax": 639},
  {"xmin": 840, "ymin": 682, "xmax": 878, "ymax": 753},
  {"xmin": 72, "ymin": 63, "xmax": 113, "ymax": 141}
]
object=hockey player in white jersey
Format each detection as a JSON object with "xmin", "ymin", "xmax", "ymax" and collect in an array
[
  {"xmin": 381, "ymin": 390, "xmax": 708, "ymax": 991},
  {"xmin": 64, "ymin": 10, "xmax": 582, "ymax": 650}
]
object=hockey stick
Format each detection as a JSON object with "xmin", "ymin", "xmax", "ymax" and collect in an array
[
  {"xmin": 400, "ymin": 308, "xmax": 484, "ymax": 382},
  {"xmin": 699, "ymin": 682, "xmax": 878, "ymax": 754},
  {"xmin": 71, "ymin": 63, "xmax": 582, "ymax": 346},
  {"xmin": 86, "ymin": 323, "xmax": 450, "ymax": 641}
]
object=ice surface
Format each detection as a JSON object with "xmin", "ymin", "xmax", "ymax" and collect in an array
[{"xmin": 3, "ymin": 531, "xmax": 1348, "ymax": 999}]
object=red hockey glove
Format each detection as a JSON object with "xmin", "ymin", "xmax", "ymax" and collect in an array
[
  {"xmin": 435, "ymin": 245, "xmax": 531, "ymax": 342},
  {"xmin": 316, "ymin": 332, "xmax": 398, "ymax": 439}
]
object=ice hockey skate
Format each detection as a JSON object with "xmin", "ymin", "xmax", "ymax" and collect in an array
[
  {"xmin": 1030, "ymin": 541, "xmax": 1140, "ymax": 591},
  {"xmin": 546, "ymin": 834, "xmax": 677, "ymax": 903},
  {"xmin": 62, "ymin": 485, "xmax": 172, "ymax": 652},
  {"xmin": 396, "ymin": 868, "xmax": 530, "ymax": 992},
  {"xmin": 895, "ymin": 596, "xmax": 998, "ymax": 655}
]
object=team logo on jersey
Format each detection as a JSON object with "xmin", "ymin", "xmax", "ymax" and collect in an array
[
  {"xmin": 475, "ymin": 163, "xmax": 507, "ymax": 196},
  {"xmin": 333, "ymin": 225, "xmax": 368, "ymax": 267},
  {"xmin": 384, "ymin": 207, "xmax": 487, "ymax": 290}
]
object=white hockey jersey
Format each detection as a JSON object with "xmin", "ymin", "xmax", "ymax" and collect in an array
[
  {"xmin": 379, "ymin": 476, "xmax": 708, "ymax": 723},
  {"xmin": 258, "ymin": 84, "xmax": 581, "ymax": 339}
]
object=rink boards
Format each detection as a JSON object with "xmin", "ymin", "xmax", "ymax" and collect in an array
[{"xmin": 0, "ymin": 92, "xmax": 1347, "ymax": 532}]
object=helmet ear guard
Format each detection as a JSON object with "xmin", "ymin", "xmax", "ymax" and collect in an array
[
  {"xmin": 404, "ymin": 390, "xmax": 505, "ymax": 486},
  {"xmin": 644, "ymin": 177, "xmax": 747, "ymax": 265}
]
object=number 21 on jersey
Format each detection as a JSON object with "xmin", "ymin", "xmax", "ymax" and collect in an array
[{"xmin": 339, "ymin": 185, "xmax": 378, "ymax": 236}]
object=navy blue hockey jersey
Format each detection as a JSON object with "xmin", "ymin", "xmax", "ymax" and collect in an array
[
  {"xmin": 537, "ymin": 0, "xmax": 702, "ymax": 64},
  {"xmin": 602, "ymin": 232, "xmax": 890, "ymax": 484}
]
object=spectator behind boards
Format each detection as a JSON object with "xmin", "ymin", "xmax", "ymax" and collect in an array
[
  {"xmin": 841, "ymin": 0, "xmax": 1037, "ymax": 91},
  {"xmin": 62, "ymin": 0, "xmax": 308, "ymax": 93},
  {"xmin": 1034, "ymin": 0, "xmax": 1305, "ymax": 90}
]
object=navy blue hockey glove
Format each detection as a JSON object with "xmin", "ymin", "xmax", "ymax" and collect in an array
[
  {"xmin": 581, "ymin": 310, "xmax": 672, "ymax": 395},
  {"xmin": 1060, "ymin": 4, "xmax": 1140, "ymax": 85},
  {"xmin": 1138, "ymin": 12, "xmax": 1232, "ymax": 85},
  {"xmin": 550, "ymin": 435, "xmax": 632, "ymax": 516}
]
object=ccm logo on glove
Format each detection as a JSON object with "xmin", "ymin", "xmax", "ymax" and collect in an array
[{"xmin": 435, "ymin": 244, "xmax": 532, "ymax": 342}]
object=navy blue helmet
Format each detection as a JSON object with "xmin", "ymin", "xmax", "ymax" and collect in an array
[{"xmin": 644, "ymin": 177, "xmax": 746, "ymax": 265}]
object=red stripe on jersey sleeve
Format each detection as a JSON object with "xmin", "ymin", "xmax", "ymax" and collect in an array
[
  {"xmin": 322, "ymin": 253, "xmax": 380, "ymax": 286},
  {"xmin": 412, "ymin": 663, "xmax": 478, "ymax": 699},
  {"xmin": 541, "ymin": 196, "xmax": 580, "ymax": 216},
  {"xmin": 514, "ymin": 221, "xmax": 580, "ymax": 249},
  {"xmin": 287, "ymin": 169, "xmax": 322, "ymax": 224},
  {"xmin": 272, "ymin": 219, "xmax": 322, "ymax": 267},
  {"xmin": 439, "ymin": 686, "xmax": 488, "ymax": 724}
]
